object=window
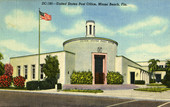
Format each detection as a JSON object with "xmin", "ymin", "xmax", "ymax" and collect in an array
[
  {"xmin": 40, "ymin": 64, "xmax": 44, "ymax": 79},
  {"xmin": 86, "ymin": 26, "xmax": 87, "ymax": 35},
  {"xmin": 93, "ymin": 26, "xmax": 95, "ymax": 36},
  {"xmin": 159, "ymin": 65, "xmax": 163, "ymax": 68},
  {"xmin": 17, "ymin": 66, "xmax": 21, "ymax": 76},
  {"xmin": 89, "ymin": 25, "xmax": 92, "ymax": 35},
  {"xmin": 24, "ymin": 65, "xmax": 28, "ymax": 79},
  {"xmin": 32, "ymin": 65, "xmax": 35, "ymax": 79}
]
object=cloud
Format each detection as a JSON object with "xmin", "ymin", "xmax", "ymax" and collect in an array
[
  {"xmin": 44, "ymin": 36, "xmax": 66, "ymax": 48},
  {"xmin": 5, "ymin": 9, "xmax": 56, "ymax": 32},
  {"xmin": 0, "ymin": 39, "xmax": 37, "ymax": 53},
  {"xmin": 62, "ymin": 20, "xmax": 114, "ymax": 36},
  {"xmin": 117, "ymin": 16, "xmax": 168, "ymax": 37},
  {"xmin": 96, "ymin": 23, "xmax": 114, "ymax": 36},
  {"xmin": 119, "ymin": 4, "xmax": 138, "ymax": 12},
  {"xmin": 62, "ymin": 20, "xmax": 85, "ymax": 36},
  {"xmin": 60, "ymin": 6, "xmax": 83, "ymax": 16},
  {"xmin": 125, "ymin": 43, "xmax": 170, "ymax": 61}
]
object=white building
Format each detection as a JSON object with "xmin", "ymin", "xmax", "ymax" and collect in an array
[
  {"xmin": 138, "ymin": 60, "xmax": 169, "ymax": 82},
  {"xmin": 10, "ymin": 20, "xmax": 149, "ymax": 85}
]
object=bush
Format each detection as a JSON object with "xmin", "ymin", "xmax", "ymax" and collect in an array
[
  {"xmin": 45, "ymin": 77, "xmax": 56, "ymax": 88},
  {"xmin": 57, "ymin": 83, "xmax": 62, "ymax": 90},
  {"xmin": 107, "ymin": 71, "xmax": 124, "ymax": 84},
  {"xmin": 0, "ymin": 75, "xmax": 12, "ymax": 87},
  {"xmin": 0, "ymin": 62, "xmax": 5, "ymax": 76},
  {"xmin": 150, "ymin": 79, "xmax": 156, "ymax": 83},
  {"xmin": 70, "ymin": 71, "xmax": 93, "ymax": 84},
  {"xmin": 39, "ymin": 81, "xmax": 52, "ymax": 89},
  {"xmin": 26, "ymin": 81, "xmax": 39, "ymax": 90},
  {"xmin": 13, "ymin": 76, "xmax": 25, "ymax": 88},
  {"xmin": 4, "ymin": 64, "xmax": 13, "ymax": 77},
  {"xmin": 162, "ymin": 70, "xmax": 170, "ymax": 88},
  {"xmin": 135, "ymin": 80, "xmax": 145, "ymax": 84}
]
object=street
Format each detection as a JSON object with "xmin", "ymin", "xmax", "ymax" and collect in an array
[{"xmin": 0, "ymin": 91, "xmax": 169, "ymax": 107}]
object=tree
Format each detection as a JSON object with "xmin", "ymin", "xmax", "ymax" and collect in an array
[
  {"xmin": 165, "ymin": 60, "xmax": 170, "ymax": 71},
  {"xmin": 4, "ymin": 64, "xmax": 13, "ymax": 77},
  {"xmin": 0, "ymin": 52, "xmax": 4, "ymax": 76},
  {"xmin": 42, "ymin": 55, "xmax": 60, "ymax": 80},
  {"xmin": 0, "ymin": 52, "xmax": 3, "ymax": 60},
  {"xmin": 148, "ymin": 59, "xmax": 160, "ymax": 81}
]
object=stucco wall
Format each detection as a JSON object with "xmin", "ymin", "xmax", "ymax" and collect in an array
[
  {"xmin": 116, "ymin": 56, "xmax": 149, "ymax": 84},
  {"xmin": 64, "ymin": 38, "xmax": 117, "ymax": 73},
  {"xmin": 65, "ymin": 52, "xmax": 75, "ymax": 84},
  {"xmin": 10, "ymin": 51, "xmax": 73, "ymax": 85}
]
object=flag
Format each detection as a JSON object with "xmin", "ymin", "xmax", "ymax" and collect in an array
[{"xmin": 39, "ymin": 11, "xmax": 51, "ymax": 21}]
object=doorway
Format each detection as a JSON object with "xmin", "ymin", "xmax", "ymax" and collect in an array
[
  {"xmin": 92, "ymin": 53, "xmax": 107, "ymax": 85},
  {"xmin": 130, "ymin": 72, "xmax": 135, "ymax": 84},
  {"xmin": 95, "ymin": 55, "xmax": 104, "ymax": 84},
  {"xmin": 155, "ymin": 74, "xmax": 161, "ymax": 82}
]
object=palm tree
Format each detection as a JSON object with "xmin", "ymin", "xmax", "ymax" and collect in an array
[
  {"xmin": 148, "ymin": 59, "xmax": 160, "ymax": 81},
  {"xmin": 0, "ymin": 52, "xmax": 3, "ymax": 60},
  {"xmin": 165, "ymin": 60, "xmax": 170, "ymax": 71}
]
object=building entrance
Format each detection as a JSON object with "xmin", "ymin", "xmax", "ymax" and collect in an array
[
  {"xmin": 95, "ymin": 55, "xmax": 105, "ymax": 84},
  {"xmin": 130, "ymin": 72, "xmax": 135, "ymax": 84}
]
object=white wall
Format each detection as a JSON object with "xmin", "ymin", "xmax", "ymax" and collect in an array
[
  {"xmin": 64, "ymin": 38, "xmax": 117, "ymax": 72},
  {"xmin": 116, "ymin": 56, "xmax": 149, "ymax": 84},
  {"xmin": 10, "ymin": 51, "xmax": 74, "ymax": 85}
]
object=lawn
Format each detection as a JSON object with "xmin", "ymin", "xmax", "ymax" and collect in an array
[
  {"xmin": 134, "ymin": 87, "xmax": 170, "ymax": 92},
  {"xmin": 147, "ymin": 83, "xmax": 166, "ymax": 87},
  {"xmin": 62, "ymin": 89, "xmax": 103, "ymax": 93}
]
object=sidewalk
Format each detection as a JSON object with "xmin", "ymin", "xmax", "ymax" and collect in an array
[{"xmin": 1, "ymin": 88, "xmax": 170, "ymax": 102}]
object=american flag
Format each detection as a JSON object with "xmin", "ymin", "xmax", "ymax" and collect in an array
[{"xmin": 39, "ymin": 11, "xmax": 51, "ymax": 21}]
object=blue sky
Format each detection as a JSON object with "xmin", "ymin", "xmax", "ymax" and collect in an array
[{"xmin": 0, "ymin": 0, "xmax": 170, "ymax": 63}]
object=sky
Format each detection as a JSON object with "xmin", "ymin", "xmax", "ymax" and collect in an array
[{"xmin": 0, "ymin": 0, "xmax": 170, "ymax": 63}]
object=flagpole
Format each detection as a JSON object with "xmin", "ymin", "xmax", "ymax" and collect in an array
[{"xmin": 38, "ymin": 8, "xmax": 41, "ymax": 81}]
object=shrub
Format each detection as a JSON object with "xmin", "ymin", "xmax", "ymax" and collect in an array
[
  {"xmin": 0, "ymin": 75, "xmax": 12, "ymax": 88},
  {"xmin": 26, "ymin": 81, "xmax": 39, "ymax": 90},
  {"xmin": 0, "ymin": 62, "xmax": 5, "ymax": 76},
  {"xmin": 70, "ymin": 71, "xmax": 93, "ymax": 84},
  {"xmin": 13, "ymin": 76, "xmax": 25, "ymax": 88},
  {"xmin": 42, "ymin": 55, "xmax": 60, "ymax": 79},
  {"xmin": 150, "ymin": 79, "xmax": 156, "ymax": 83},
  {"xmin": 45, "ymin": 77, "xmax": 56, "ymax": 88},
  {"xmin": 162, "ymin": 70, "xmax": 170, "ymax": 88},
  {"xmin": 135, "ymin": 80, "xmax": 145, "ymax": 84},
  {"xmin": 57, "ymin": 83, "xmax": 62, "ymax": 90},
  {"xmin": 4, "ymin": 64, "xmax": 13, "ymax": 77},
  {"xmin": 107, "ymin": 71, "xmax": 124, "ymax": 84},
  {"xmin": 39, "ymin": 81, "xmax": 52, "ymax": 89}
]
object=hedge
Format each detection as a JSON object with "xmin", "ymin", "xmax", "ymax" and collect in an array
[
  {"xmin": 107, "ymin": 71, "xmax": 124, "ymax": 84},
  {"xmin": 26, "ymin": 81, "xmax": 39, "ymax": 90},
  {"xmin": 70, "ymin": 71, "xmax": 93, "ymax": 84},
  {"xmin": 26, "ymin": 78, "xmax": 57, "ymax": 90},
  {"xmin": 39, "ymin": 81, "xmax": 53, "ymax": 90},
  {"xmin": 134, "ymin": 80, "xmax": 145, "ymax": 84}
]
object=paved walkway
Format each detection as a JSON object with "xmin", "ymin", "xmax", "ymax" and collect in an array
[{"xmin": 1, "ymin": 86, "xmax": 170, "ymax": 102}]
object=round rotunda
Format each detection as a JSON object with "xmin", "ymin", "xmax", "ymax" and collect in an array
[{"xmin": 63, "ymin": 20, "xmax": 118, "ymax": 84}]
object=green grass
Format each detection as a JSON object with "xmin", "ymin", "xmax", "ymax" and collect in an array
[
  {"xmin": 147, "ymin": 83, "xmax": 166, "ymax": 87},
  {"xmin": 134, "ymin": 87, "xmax": 170, "ymax": 92},
  {"xmin": 0, "ymin": 87, "xmax": 27, "ymax": 90},
  {"xmin": 62, "ymin": 89, "xmax": 103, "ymax": 93}
]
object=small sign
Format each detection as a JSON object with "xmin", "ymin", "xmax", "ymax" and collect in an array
[{"xmin": 97, "ymin": 47, "xmax": 102, "ymax": 53}]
